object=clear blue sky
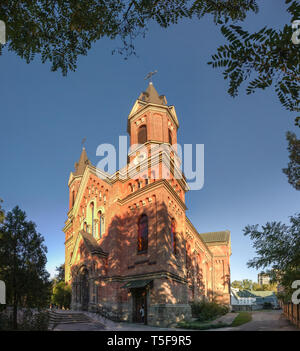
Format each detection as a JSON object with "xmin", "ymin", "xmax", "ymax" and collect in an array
[{"xmin": 0, "ymin": 1, "xmax": 298, "ymax": 282}]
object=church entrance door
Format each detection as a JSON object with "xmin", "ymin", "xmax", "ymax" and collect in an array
[{"xmin": 133, "ymin": 288, "xmax": 147, "ymax": 324}]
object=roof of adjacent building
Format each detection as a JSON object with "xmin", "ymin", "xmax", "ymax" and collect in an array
[
  {"xmin": 237, "ymin": 290, "xmax": 276, "ymax": 298},
  {"xmin": 199, "ymin": 230, "xmax": 230, "ymax": 243}
]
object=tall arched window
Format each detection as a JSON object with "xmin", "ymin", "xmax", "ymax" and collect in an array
[
  {"xmin": 168, "ymin": 129, "xmax": 172, "ymax": 145},
  {"xmin": 84, "ymin": 222, "xmax": 87, "ymax": 232},
  {"xmin": 138, "ymin": 125, "xmax": 147, "ymax": 144},
  {"xmin": 72, "ymin": 190, "xmax": 75, "ymax": 207},
  {"xmin": 171, "ymin": 219, "xmax": 177, "ymax": 255},
  {"xmin": 98, "ymin": 211, "xmax": 103, "ymax": 238},
  {"xmin": 138, "ymin": 214, "xmax": 148, "ymax": 252},
  {"xmin": 90, "ymin": 202, "xmax": 94, "ymax": 237}
]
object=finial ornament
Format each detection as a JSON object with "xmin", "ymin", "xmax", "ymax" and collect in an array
[
  {"xmin": 81, "ymin": 137, "xmax": 86, "ymax": 149},
  {"xmin": 144, "ymin": 70, "xmax": 157, "ymax": 83}
]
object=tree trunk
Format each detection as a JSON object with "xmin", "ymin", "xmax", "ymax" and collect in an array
[{"xmin": 13, "ymin": 292, "xmax": 17, "ymax": 330}]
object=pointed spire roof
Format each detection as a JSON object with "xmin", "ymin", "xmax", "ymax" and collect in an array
[
  {"xmin": 74, "ymin": 147, "xmax": 90, "ymax": 176},
  {"xmin": 127, "ymin": 82, "xmax": 179, "ymax": 132},
  {"xmin": 138, "ymin": 82, "xmax": 167, "ymax": 105}
]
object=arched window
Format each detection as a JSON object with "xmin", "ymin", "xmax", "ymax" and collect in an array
[
  {"xmin": 72, "ymin": 190, "xmax": 75, "ymax": 207},
  {"xmin": 138, "ymin": 214, "xmax": 148, "ymax": 252},
  {"xmin": 171, "ymin": 219, "xmax": 177, "ymax": 255},
  {"xmin": 84, "ymin": 222, "xmax": 87, "ymax": 232},
  {"xmin": 90, "ymin": 202, "xmax": 95, "ymax": 237},
  {"xmin": 138, "ymin": 125, "xmax": 147, "ymax": 145},
  {"xmin": 168, "ymin": 129, "xmax": 172, "ymax": 145},
  {"xmin": 98, "ymin": 211, "xmax": 102, "ymax": 238},
  {"xmin": 98, "ymin": 210, "xmax": 105, "ymax": 238}
]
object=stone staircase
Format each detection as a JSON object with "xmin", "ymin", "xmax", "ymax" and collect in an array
[{"xmin": 48, "ymin": 310, "xmax": 93, "ymax": 329}]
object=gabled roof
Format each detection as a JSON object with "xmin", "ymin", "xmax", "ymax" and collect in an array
[
  {"xmin": 80, "ymin": 230, "xmax": 108, "ymax": 256},
  {"xmin": 199, "ymin": 230, "xmax": 230, "ymax": 243},
  {"xmin": 70, "ymin": 230, "xmax": 108, "ymax": 265}
]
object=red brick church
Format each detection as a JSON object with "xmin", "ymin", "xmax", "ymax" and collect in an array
[{"xmin": 63, "ymin": 82, "xmax": 231, "ymax": 327}]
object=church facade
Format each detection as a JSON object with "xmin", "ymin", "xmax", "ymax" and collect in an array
[{"xmin": 63, "ymin": 83, "xmax": 231, "ymax": 327}]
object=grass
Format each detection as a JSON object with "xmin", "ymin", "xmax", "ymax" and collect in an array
[
  {"xmin": 177, "ymin": 320, "xmax": 229, "ymax": 330},
  {"xmin": 178, "ymin": 311, "xmax": 252, "ymax": 330},
  {"xmin": 230, "ymin": 312, "xmax": 252, "ymax": 327}
]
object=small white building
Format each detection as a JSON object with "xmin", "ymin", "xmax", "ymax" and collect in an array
[
  {"xmin": 230, "ymin": 288, "xmax": 279, "ymax": 311},
  {"xmin": 231, "ymin": 288, "xmax": 256, "ymax": 307}
]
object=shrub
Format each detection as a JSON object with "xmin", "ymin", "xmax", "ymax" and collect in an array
[
  {"xmin": 191, "ymin": 301, "xmax": 229, "ymax": 322},
  {"xmin": 51, "ymin": 281, "xmax": 71, "ymax": 309},
  {"xmin": 263, "ymin": 302, "xmax": 273, "ymax": 310},
  {"xmin": 0, "ymin": 308, "xmax": 49, "ymax": 330},
  {"xmin": 0, "ymin": 312, "xmax": 13, "ymax": 330},
  {"xmin": 18, "ymin": 309, "xmax": 50, "ymax": 331},
  {"xmin": 178, "ymin": 320, "xmax": 229, "ymax": 330}
]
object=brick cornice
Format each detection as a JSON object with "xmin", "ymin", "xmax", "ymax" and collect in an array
[
  {"xmin": 117, "ymin": 178, "xmax": 187, "ymax": 211},
  {"xmin": 97, "ymin": 270, "xmax": 187, "ymax": 285}
]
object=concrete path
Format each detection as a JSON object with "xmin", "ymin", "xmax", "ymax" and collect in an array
[
  {"xmin": 52, "ymin": 311, "xmax": 183, "ymax": 331},
  {"xmin": 212, "ymin": 312, "xmax": 238, "ymax": 325},
  {"xmin": 54, "ymin": 321, "xmax": 106, "ymax": 331},
  {"xmin": 52, "ymin": 309, "xmax": 299, "ymax": 331},
  {"xmin": 216, "ymin": 310, "xmax": 299, "ymax": 331}
]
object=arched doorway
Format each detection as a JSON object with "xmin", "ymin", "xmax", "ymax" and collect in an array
[{"xmin": 132, "ymin": 288, "xmax": 147, "ymax": 324}]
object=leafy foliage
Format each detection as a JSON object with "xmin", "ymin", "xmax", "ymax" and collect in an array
[
  {"xmin": 0, "ymin": 198, "xmax": 4, "ymax": 223},
  {"xmin": 262, "ymin": 302, "xmax": 273, "ymax": 309},
  {"xmin": 0, "ymin": 309, "xmax": 49, "ymax": 331},
  {"xmin": 0, "ymin": 0, "xmax": 258, "ymax": 75},
  {"xmin": 231, "ymin": 279, "xmax": 253, "ymax": 290},
  {"xmin": 189, "ymin": 0, "xmax": 258, "ymax": 23},
  {"xmin": 244, "ymin": 212, "xmax": 300, "ymax": 301},
  {"xmin": 191, "ymin": 300, "xmax": 229, "ymax": 321},
  {"xmin": 51, "ymin": 281, "xmax": 71, "ymax": 309},
  {"xmin": 232, "ymin": 280, "xmax": 277, "ymax": 292},
  {"xmin": 55, "ymin": 263, "xmax": 65, "ymax": 282},
  {"xmin": 282, "ymin": 131, "xmax": 300, "ymax": 190},
  {"xmin": 0, "ymin": 206, "xmax": 51, "ymax": 328},
  {"xmin": 208, "ymin": 0, "xmax": 300, "ymax": 126},
  {"xmin": 252, "ymin": 282, "xmax": 277, "ymax": 292},
  {"xmin": 177, "ymin": 319, "xmax": 229, "ymax": 329}
]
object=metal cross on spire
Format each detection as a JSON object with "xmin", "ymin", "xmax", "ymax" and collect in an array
[
  {"xmin": 144, "ymin": 70, "xmax": 158, "ymax": 83},
  {"xmin": 81, "ymin": 137, "xmax": 86, "ymax": 149}
]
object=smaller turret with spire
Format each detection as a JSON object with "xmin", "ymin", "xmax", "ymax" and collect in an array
[{"xmin": 74, "ymin": 147, "xmax": 91, "ymax": 177}]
